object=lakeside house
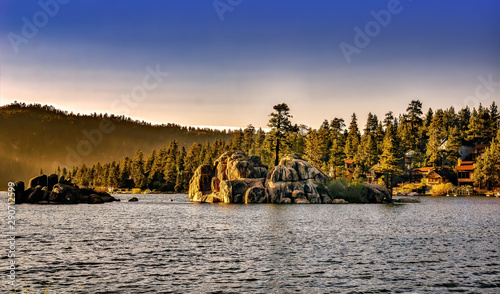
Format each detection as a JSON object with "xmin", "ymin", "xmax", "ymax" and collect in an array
[
  {"xmin": 411, "ymin": 167, "xmax": 434, "ymax": 182},
  {"xmin": 456, "ymin": 160, "xmax": 475, "ymax": 187},
  {"xmin": 424, "ymin": 168, "xmax": 456, "ymax": 186}
]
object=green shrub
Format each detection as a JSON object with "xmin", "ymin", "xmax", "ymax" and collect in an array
[
  {"xmin": 431, "ymin": 182, "xmax": 455, "ymax": 196},
  {"xmin": 325, "ymin": 179, "xmax": 367, "ymax": 203}
]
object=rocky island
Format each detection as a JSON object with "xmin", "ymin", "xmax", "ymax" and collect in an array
[
  {"xmin": 189, "ymin": 151, "xmax": 392, "ymax": 204},
  {"xmin": 12, "ymin": 174, "xmax": 119, "ymax": 204}
]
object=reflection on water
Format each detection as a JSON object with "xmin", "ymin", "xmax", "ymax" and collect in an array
[{"xmin": 1, "ymin": 193, "xmax": 499, "ymax": 293}]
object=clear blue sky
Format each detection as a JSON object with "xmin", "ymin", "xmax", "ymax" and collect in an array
[{"xmin": 1, "ymin": 0, "xmax": 499, "ymax": 129}]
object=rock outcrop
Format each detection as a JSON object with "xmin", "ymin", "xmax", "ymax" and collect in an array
[
  {"xmin": 266, "ymin": 154, "xmax": 332, "ymax": 204},
  {"xmin": 188, "ymin": 151, "xmax": 334, "ymax": 204},
  {"xmin": 13, "ymin": 174, "xmax": 119, "ymax": 204},
  {"xmin": 361, "ymin": 183, "xmax": 392, "ymax": 203},
  {"xmin": 189, "ymin": 151, "xmax": 269, "ymax": 203}
]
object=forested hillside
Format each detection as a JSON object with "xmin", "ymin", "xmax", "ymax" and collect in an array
[{"xmin": 0, "ymin": 102, "xmax": 234, "ymax": 186}]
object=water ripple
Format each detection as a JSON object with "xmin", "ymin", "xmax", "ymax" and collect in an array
[{"xmin": 1, "ymin": 193, "xmax": 499, "ymax": 293}]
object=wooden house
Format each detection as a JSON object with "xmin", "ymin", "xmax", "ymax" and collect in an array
[
  {"xmin": 456, "ymin": 161, "xmax": 475, "ymax": 186},
  {"xmin": 424, "ymin": 168, "xmax": 456, "ymax": 186}
]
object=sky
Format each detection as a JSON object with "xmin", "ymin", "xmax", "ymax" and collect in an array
[{"xmin": 0, "ymin": 0, "xmax": 499, "ymax": 130}]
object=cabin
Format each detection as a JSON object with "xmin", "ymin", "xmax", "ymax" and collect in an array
[
  {"xmin": 424, "ymin": 168, "xmax": 456, "ymax": 186},
  {"xmin": 456, "ymin": 161, "xmax": 475, "ymax": 187},
  {"xmin": 411, "ymin": 167, "xmax": 434, "ymax": 182}
]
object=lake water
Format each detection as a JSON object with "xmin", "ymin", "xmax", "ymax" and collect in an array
[{"xmin": 1, "ymin": 193, "xmax": 499, "ymax": 293}]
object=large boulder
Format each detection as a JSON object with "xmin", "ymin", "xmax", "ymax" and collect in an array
[
  {"xmin": 29, "ymin": 175, "xmax": 47, "ymax": 189},
  {"xmin": 41, "ymin": 186, "xmax": 51, "ymax": 201},
  {"xmin": 49, "ymin": 184, "xmax": 82, "ymax": 204},
  {"xmin": 218, "ymin": 178, "xmax": 267, "ymax": 203},
  {"xmin": 360, "ymin": 183, "xmax": 392, "ymax": 203},
  {"xmin": 189, "ymin": 151, "xmax": 269, "ymax": 203},
  {"xmin": 27, "ymin": 185, "xmax": 44, "ymax": 203},
  {"xmin": 213, "ymin": 151, "xmax": 268, "ymax": 183},
  {"xmin": 189, "ymin": 164, "xmax": 215, "ymax": 202},
  {"xmin": 89, "ymin": 194, "xmax": 104, "ymax": 204},
  {"xmin": 13, "ymin": 181, "xmax": 25, "ymax": 204},
  {"xmin": 265, "ymin": 155, "xmax": 331, "ymax": 204},
  {"xmin": 47, "ymin": 174, "xmax": 59, "ymax": 190}
]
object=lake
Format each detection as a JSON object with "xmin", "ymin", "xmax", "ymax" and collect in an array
[{"xmin": 1, "ymin": 193, "xmax": 499, "ymax": 293}]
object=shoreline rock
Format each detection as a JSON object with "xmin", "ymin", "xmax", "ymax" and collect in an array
[{"xmin": 14, "ymin": 174, "xmax": 119, "ymax": 205}]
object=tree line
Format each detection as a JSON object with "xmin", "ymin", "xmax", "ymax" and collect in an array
[{"xmin": 59, "ymin": 100, "xmax": 500, "ymax": 191}]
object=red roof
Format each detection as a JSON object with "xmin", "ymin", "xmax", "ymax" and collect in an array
[
  {"xmin": 415, "ymin": 167, "xmax": 434, "ymax": 172},
  {"xmin": 344, "ymin": 159, "xmax": 354, "ymax": 164},
  {"xmin": 456, "ymin": 165, "xmax": 474, "ymax": 171}
]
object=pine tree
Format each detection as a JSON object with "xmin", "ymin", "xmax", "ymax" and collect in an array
[
  {"xmin": 445, "ymin": 127, "xmax": 461, "ymax": 168},
  {"xmin": 425, "ymin": 110, "xmax": 446, "ymax": 167},
  {"xmin": 383, "ymin": 111, "xmax": 395, "ymax": 128},
  {"xmin": 132, "ymin": 149, "xmax": 145, "ymax": 188},
  {"xmin": 252, "ymin": 128, "xmax": 266, "ymax": 155},
  {"xmin": 475, "ymin": 128, "xmax": 500, "ymax": 189},
  {"xmin": 328, "ymin": 137, "xmax": 346, "ymax": 178},
  {"xmin": 422, "ymin": 108, "xmax": 434, "ymax": 139},
  {"xmin": 356, "ymin": 133, "xmax": 379, "ymax": 171},
  {"xmin": 304, "ymin": 120, "xmax": 330, "ymax": 170},
  {"xmin": 164, "ymin": 141, "xmax": 179, "ymax": 190},
  {"xmin": 281, "ymin": 124, "xmax": 303, "ymax": 158},
  {"xmin": 304, "ymin": 129, "xmax": 326, "ymax": 170},
  {"xmin": 230, "ymin": 129, "xmax": 244, "ymax": 151},
  {"xmin": 242, "ymin": 124, "xmax": 255, "ymax": 154},
  {"xmin": 365, "ymin": 112, "xmax": 379, "ymax": 134},
  {"xmin": 467, "ymin": 104, "xmax": 491, "ymax": 143},
  {"xmin": 108, "ymin": 162, "xmax": 120, "ymax": 188},
  {"xmin": 184, "ymin": 142, "xmax": 202, "ymax": 184},
  {"xmin": 145, "ymin": 149, "xmax": 156, "ymax": 173},
  {"xmin": 378, "ymin": 124, "xmax": 400, "ymax": 174},
  {"xmin": 344, "ymin": 113, "xmax": 360, "ymax": 159},
  {"xmin": 268, "ymin": 103, "xmax": 294, "ymax": 166},
  {"xmin": 457, "ymin": 106, "xmax": 471, "ymax": 141},
  {"xmin": 398, "ymin": 118, "xmax": 414, "ymax": 152},
  {"xmin": 119, "ymin": 157, "xmax": 131, "ymax": 188},
  {"xmin": 375, "ymin": 122, "xmax": 385, "ymax": 155},
  {"xmin": 406, "ymin": 100, "xmax": 424, "ymax": 131},
  {"xmin": 174, "ymin": 147, "xmax": 186, "ymax": 192},
  {"xmin": 489, "ymin": 102, "xmax": 499, "ymax": 136}
]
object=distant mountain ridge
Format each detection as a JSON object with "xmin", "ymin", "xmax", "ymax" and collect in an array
[{"xmin": 0, "ymin": 102, "xmax": 234, "ymax": 186}]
